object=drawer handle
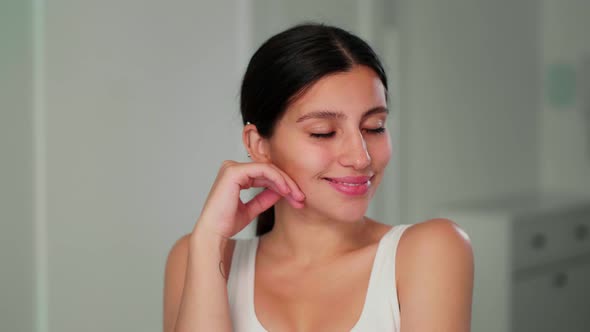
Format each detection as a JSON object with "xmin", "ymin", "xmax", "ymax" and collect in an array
[
  {"xmin": 574, "ymin": 224, "xmax": 588, "ymax": 241},
  {"xmin": 531, "ymin": 233, "xmax": 546, "ymax": 250},
  {"xmin": 552, "ymin": 272, "xmax": 568, "ymax": 288}
]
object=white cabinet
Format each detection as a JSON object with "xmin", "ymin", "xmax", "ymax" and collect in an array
[{"xmin": 439, "ymin": 194, "xmax": 590, "ymax": 332}]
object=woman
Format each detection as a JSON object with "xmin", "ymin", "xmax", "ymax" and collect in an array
[{"xmin": 164, "ymin": 23, "xmax": 474, "ymax": 332}]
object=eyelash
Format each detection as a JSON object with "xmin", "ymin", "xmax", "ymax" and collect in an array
[{"xmin": 310, "ymin": 127, "xmax": 386, "ymax": 138}]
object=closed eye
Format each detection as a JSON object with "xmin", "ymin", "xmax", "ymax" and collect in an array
[
  {"xmin": 365, "ymin": 127, "xmax": 386, "ymax": 134},
  {"xmin": 310, "ymin": 128, "xmax": 386, "ymax": 139},
  {"xmin": 310, "ymin": 132, "xmax": 335, "ymax": 138}
]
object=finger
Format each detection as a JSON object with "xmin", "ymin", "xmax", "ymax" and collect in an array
[
  {"xmin": 244, "ymin": 188, "xmax": 282, "ymax": 221},
  {"xmin": 281, "ymin": 192, "xmax": 305, "ymax": 209},
  {"xmin": 233, "ymin": 163, "xmax": 291, "ymax": 195},
  {"xmin": 245, "ymin": 177, "xmax": 304, "ymax": 209},
  {"xmin": 267, "ymin": 164, "xmax": 305, "ymax": 201},
  {"xmin": 249, "ymin": 177, "xmax": 291, "ymax": 196}
]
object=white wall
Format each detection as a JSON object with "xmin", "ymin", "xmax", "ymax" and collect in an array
[
  {"xmin": 0, "ymin": 1, "xmax": 34, "ymax": 331},
  {"xmin": 42, "ymin": 1, "xmax": 247, "ymax": 331},
  {"xmin": 540, "ymin": 0, "xmax": 590, "ymax": 196},
  {"xmin": 396, "ymin": 0, "xmax": 541, "ymax": 224}
]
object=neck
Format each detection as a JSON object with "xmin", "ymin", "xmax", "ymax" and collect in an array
[{"xmin": 259, "ymin": 199, "xmax": 372, "ymax": 267}]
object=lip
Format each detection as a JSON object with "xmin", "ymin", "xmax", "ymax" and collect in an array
[{"xmin": 323, "ymin": 175, "xmax": 374, "ymax": 196}]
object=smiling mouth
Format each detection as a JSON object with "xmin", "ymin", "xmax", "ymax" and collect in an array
[
  {"xmin": 321, "ymin": 175, "xmax": 375, "ymax": 196},
  {"xmin": 323, "ymin": 178, "xmax": 367, "ymax": 186},
  {"xmin": 322, "ymin": 175, "xmax": 375, "ymax": 186}
]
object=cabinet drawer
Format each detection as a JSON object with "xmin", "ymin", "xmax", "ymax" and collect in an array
[
  {"xmin": 513, "ymin": 259, "xmax": 590, "ymax": 332},
  {"xmin": 513, "ymin": 268, "xmax": 569, "ymax": 332},
  {"xmin": 564, "ymin": 208, "xmax": 590, "ymax": 255},
  {"xmin": 513, "ymin": 209, "xmax": 590, "ymax": 270},
  {"xmin": 513, "ymin": 216, "xmax": 565, "ymax": 269}
]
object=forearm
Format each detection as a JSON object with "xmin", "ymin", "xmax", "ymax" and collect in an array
[{"xmin": 173, "ymin": 231, "xmax": 233, "ymax": 332}]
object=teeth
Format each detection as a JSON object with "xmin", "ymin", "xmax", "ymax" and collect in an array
[
  {"xmin": 324, "ymin": 178, "xmax": 370, "ymax": 187},
  {"xmin": 326, "ymin": 179, "xmax": 366, "ymax": 186}
]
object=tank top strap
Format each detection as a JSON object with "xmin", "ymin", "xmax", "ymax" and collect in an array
[
  {"xmin": 227, "ymin": 237, "xmax": 256, "ymax": 318},
  {"xmin": 352, "ymin": 223, "xmax": 413, "ymax": 331},
  {"xmin": 374, "ymin": 224, "xmax": 413, "ymax": 288},
  {"xmin": 228, "ymin": 236, "xmax": 267, "ymax": 331}
]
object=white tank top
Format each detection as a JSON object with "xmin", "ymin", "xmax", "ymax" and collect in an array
[{"xmin": 227, "ymin": 224, "xmax": 412, "ymax": 331}]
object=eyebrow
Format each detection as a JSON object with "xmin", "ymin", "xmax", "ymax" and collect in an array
[{"xmin": 295, "ymin": 106, "xmax": 389, "ymax": 123}]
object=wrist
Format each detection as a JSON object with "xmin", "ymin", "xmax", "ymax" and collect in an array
[{"xmin": 190, "ymin": 224, "xmax": 229, "ymax": 254}]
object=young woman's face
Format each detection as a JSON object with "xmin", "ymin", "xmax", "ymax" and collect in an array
[{"xmin": 268, "ymin": 65, "xmax": 391, "ymax": 222}]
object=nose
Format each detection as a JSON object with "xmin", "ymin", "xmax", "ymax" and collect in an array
[{"xmin": 338, "ymin": 130, "xmax": 371, "ymax": 170}]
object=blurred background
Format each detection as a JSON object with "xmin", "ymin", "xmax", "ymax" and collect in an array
[{"xmin": 2, "ymin": 0, "xmax": 589, "ymax": 331}]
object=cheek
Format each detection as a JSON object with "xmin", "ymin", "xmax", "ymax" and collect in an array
[
  {"xmin": 271, "ymin": 140, "xmax": 329, "ymax": 175},
  {"xmin": 368, "ymin": 137, "xmax": 392, "ymax": 168}
]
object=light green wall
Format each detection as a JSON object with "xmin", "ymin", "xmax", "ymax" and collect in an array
[
  {"xmin": 540, "ymin": 0, "xmax": 590, "ymax": 197},
  {"xmin": 397, "ymin": 0, "xmax": 541, "ymax": 223},
  {"xmin": 0, "ymin": 1, "xmax": 35, "ymax": 331}
]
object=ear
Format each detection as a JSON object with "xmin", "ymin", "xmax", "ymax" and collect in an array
[{"xmin": 242, "ymin": 123, "xmax": 272, "ymax": 163}]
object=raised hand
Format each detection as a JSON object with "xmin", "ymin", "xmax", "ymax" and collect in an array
[{"xmin": 193, "ymin": 160, "xmax": 305, "ymax": 240}]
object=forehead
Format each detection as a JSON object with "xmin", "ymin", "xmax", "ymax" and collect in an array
[{"xmin": 284, "ymin": 65, "xmax": 387, "ymax": 121}]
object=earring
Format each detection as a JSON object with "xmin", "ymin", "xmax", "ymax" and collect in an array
[{"xmin": 246, "ymin": 122, "xmax": 252, "ymax": 158}]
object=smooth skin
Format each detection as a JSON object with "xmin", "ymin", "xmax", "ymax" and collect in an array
[{"xmin": 164, "ymin": 65, "xmax": 474, "ymax": 332}]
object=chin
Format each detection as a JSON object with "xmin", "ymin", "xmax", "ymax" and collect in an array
[{"xmin": 321, "ymin": 201, "xmax": 371, "ymax": 223}]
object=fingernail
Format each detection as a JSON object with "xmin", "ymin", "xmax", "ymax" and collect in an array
[{"xmin": 297, "ymin": 191, "xmax": 305, "ymax": 200}]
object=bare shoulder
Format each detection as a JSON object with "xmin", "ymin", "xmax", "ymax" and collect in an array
[
  {"xmin": 397, "ymin": 218, "xmax": 473, "ymax": 282},
  {"xmin": 165, "ymin": 233, "xmax": 192, "ymax": 271},
  {"xmin": 395, "ymin": 218, "xmax": 474, "ymax": 331},
  {"xmin": 163, "ymin": 233, "xmax": 192, "ymax": 332},
  {"xmin": 398, "ymin": 218, "xmax": 472, "ymax": 258}
]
